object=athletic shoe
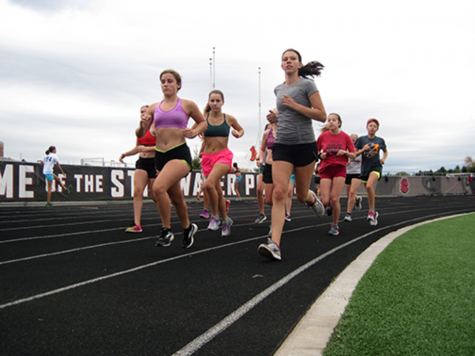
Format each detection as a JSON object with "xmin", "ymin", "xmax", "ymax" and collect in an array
[
  {"xmin": 221, "ymin": 218, "xmax": 233, "ymax": 237},
  {"xmin": 268, "ymin": 225, "xmax": 272, "ymax": 235},
  {"xmin": 66, "ymin": 184, "xmax": 72, "ymax": 194},
  {"xmin": 200, "ymin": 210, "xmax": 209, "ymax": 219},
  {"xmin": 207, "ymin": 215, "xmax": 220, "ymax": 231},
  {"xmin": 367, "ymin": 211, "xmax": 375, "ymax": 222},
  {"xmin": 45, "ymin": 202, "xmax": 54, "ymax": 207},
  {"xmin": 125, "ymin": 225, "xmax": 142, "ymax": 233},
  {"xmin": 307, "ymin": 190, "xmax": 324, "ymax": 218},
  {"xmin": 328, "ymin": 225, "xmax": 340, "ymax": 236},
  {"xmin": 196, "ymin": 198, "xmax": 202, "ymax": 203},
  {"xmin": 285, "ymin": 214, "xmax": 291, "ymax": 222},
  {"xmin": 182, "ymin": 223, "xmax": 197, "ymax": 248},
  {"xmin": 355, "ymin": 196, "xmax": 363, "ymax": 210},
  {"xmin": 258, "ymin": 238, "xmax": 281, "ymax": 261},
  {"xmin": 326, "ymin": 206, "xmax": 333, "ymax": 216},
  {"xmin": 226, "ymin": 200, "xmax": 230, "ymax": 212},
  {"xmin": 370, "ymin": 211, "xmax": 379, "ymax": 226},
  {"xmin": 155, "ymin": 228, "xmax": 174, "ymax": 247},
  {"xmin": 344, "ymin": 213, "xmax": 352, "ymax": 222},
  {"xmin": 254, "ymin": 213, "xmax": 267, "ymax": 224},
  {"xmin": 236, "ymin": 198, "xmax": 242, "ymax": 202}
]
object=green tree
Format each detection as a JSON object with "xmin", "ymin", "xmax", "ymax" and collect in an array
[{"xmin": 191, "ymin": 147, "xmax": 201, "ymax": 171}]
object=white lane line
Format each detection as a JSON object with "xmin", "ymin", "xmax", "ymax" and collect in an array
[{"xmin": 172, "ymin": 213, "xmax": 454, "ymax": 356}]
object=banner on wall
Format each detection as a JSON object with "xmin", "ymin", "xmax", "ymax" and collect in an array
[
  {"xmin": 0, "ymin": 161, "xmax": 473, "ymax": 203},
  {"xmin": 0, "ymin": 162, "xmax": 259, "ymax": 203}
]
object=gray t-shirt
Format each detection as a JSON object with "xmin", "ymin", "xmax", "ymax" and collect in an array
[{"xmin": 274, "ymin": 78, "xmax": 319, "ymax": 145}]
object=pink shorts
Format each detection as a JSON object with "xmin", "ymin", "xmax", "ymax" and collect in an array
[
  {"xmin": 320, "ymin": 164, "xmax": 346, "ymax": 180},
  {"xmin": 201, "ymin": 148, "xmax": 233, "ymax": 177}
]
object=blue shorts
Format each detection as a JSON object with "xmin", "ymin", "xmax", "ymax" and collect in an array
[
  {"xmin": 235, "ymin": 175, "xmax": 243, "ymax": 183},
  {"xmin": 45, "ymin": 174, "xmax": 54, "ymax": 181}
]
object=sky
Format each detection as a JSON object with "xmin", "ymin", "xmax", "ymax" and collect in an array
[{"xmin": 1, "ymin": 0, "xmax": 474, "ymax": 174}]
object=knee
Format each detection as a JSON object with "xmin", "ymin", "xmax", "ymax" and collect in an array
[
  {"xmin": 203, "ymin": 182, "xmax": 213, "ymax": 194},
  {"xmin": 273, "ymin": 188, "xmax": 287, "ymax": 203},
  {"xmin": 331, "ymin": 196, "xmax": 340, "ymax": 206}
]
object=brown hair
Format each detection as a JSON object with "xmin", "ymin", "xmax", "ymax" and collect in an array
[
  {"xmin": 45, "ymin": 146, "xmax": 55, "ymax": 155},
  {"xmin": 159, "ymin": 69, "xmax": 182, "ymax": 91},
  {"xmin": 320, "ymin": 113, "xmax": 342, "ymax": 132},
  {"xmin": 203, "ymin": 90, "xmax": 225, "ymax": 113},
  {"xmin": 282, "ymin": 49, "xmax": 324, "ymax": 78}
]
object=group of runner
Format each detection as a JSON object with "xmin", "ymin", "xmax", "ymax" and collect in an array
[{"xmin": 41, "ymin": 48, "xmax": 388, "ymax": 261}]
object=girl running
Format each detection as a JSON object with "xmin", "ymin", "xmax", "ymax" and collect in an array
[
  {"xmin": 354, "ymin": 118, "xmax": 388, "ymax": 226},
  {"xmin": 231, "ymin": 163, "xmax": 242, "ymax": 201},
  {"xmin": 120, "ymin": 105, "xmax": 158, "ymax": 233},
  {"xmin": 200, "ymin": 89, "xmax": 244, "ymax": 237},
  {"xmin": 143, "ymin": 69, "xmax": 207, "ymax": 248},
  {"xmin": 317, "ymin": 114, "xmax": 356, "ymax": 235},
  {"xmin": 39, "ymin": 146, "xmax": 72, "ymax": 207},
  {"xmin": 344, "ymin": 133, "xmax": 363, "ymax": 222},
  {"xmin": 254, "ymin": 123, "xmax": 270, "ymax": 224},
  {"xmin": 258, "ymin": 48, "xmax": 326, "ymax": 261}
]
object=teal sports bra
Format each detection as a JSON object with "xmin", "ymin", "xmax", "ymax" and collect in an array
[{"xmin": 203, "ymin": 113, "xmax": 230, "ymax": 137}]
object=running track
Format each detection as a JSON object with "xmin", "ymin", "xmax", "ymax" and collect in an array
[{"xmin": 1, "ymin": 195, "xmax": 474, "ymax": 355}]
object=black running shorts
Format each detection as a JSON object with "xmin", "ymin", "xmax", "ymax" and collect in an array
[
  {"xmin": 154, "ymin": 143, "xmax": 192, "ymax": 172},
  {"xmin": 135, "ymin": 157, "xmax": 158, "ymax": 179}
]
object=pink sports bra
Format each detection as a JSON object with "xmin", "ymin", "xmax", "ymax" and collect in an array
[{"xmin": 153, "ymin": 98, "xmax": 189, "ymax": 130}]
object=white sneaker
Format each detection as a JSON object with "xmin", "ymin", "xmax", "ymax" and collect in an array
[
  {"xmin": 207, "ymin": 215, "xmax": 220, "ymax": 231},
  {"xmin": 258, "ymin": 238, "xmax": 281, "ymax": 261},
  {"xmin": 307, "ymin": 190, "xmax": 324, "ymax": 218}
]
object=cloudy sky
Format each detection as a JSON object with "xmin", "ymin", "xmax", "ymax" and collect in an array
[{"xmin": 1, "ymin": 0, "xmax": 474, "ymax": 173}]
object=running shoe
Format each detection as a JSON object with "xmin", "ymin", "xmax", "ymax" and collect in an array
[
  {"xmin": 258, "ymin": 238, "xmax": 281, "ymax": 261},
  {"xmin": 207, "ymin": 215, "xmax": 220, "ymax": 231},
  {"xmin": 370, "ymin": 211, "xmax": 379, "ymax": 226},
  {"xmin": 125, "ymin": 225, "xmax": 142, "ymax": 233},
  {"xmin": 367, "ymin": 211, "xmax": 375, "ymax": 221},
  {"xmin": 326, "ymin": 206, "xmax": 333, "ymax": 216},
  {"xmin": 254, "ymin": 213, "xmax": 267, "ymax": 224},
  {"xmin": 200, "ymin": 210, "xmax": 209, "ymax": 219},
  {"xmin": 307, "ymin": 190, "xmax": 325, "ymax": 218},
  {"xmin": 196, "ymin": 198, "xmax": 202, "ymax": 203},
  {"xmin": 355, "ymin": 196, "xmax": 363, "ymax": 210},
  {"xmin": 66, "ymin": 184, "xmax": 72, "ymax": 194},
  {"xmin": 285, "ymin": 214, "xmax": 291, "ymax": 222},
  {"xmin": 344, "ymin": 213, "xmax": 352, "ymax": 222},
  {"xmin": 182, "ymin": 223, "xmax": 197, "ymax": 248},
  {"xmin": 268, "ymin": 225, "xmax": 272, "ymax": 236},
  {"xmin": 328, "ymin": 225, "xmax": 340, "ymax": 236},
  {"xmin": 226, "ymin": 200, "xmax": 230, "ymax": 212},
  {"xmin": 45, "ymin": 202, "xmax": 54, "ymax": 207},
  {"xmin": 155, "ymin": 228, "xmax": 174, "ymax": 247},
  {"xmin": 221, "ymin": 218, "xmax": 233, "ymax": 237}
]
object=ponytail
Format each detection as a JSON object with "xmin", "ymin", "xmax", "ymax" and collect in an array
[
  {"xmin": 299, "ymin": 61, "xmax": 324, "ymax": 79},
  {"xmin": 45, "ymin": 146, "xmax": 55, "ymax": 155},
  {"xmin": 282, "ymin": 49, "xmax": 324, "ymax": 79}
]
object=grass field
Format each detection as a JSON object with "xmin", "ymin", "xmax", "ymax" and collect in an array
[{"xmin": 323, "ymin": 213, "xmax": 475, "ymax": 356}]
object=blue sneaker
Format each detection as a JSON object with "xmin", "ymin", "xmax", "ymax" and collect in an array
[{"xmin": 328, "ymin": 225, "xmax": 339, "ymax": 236}]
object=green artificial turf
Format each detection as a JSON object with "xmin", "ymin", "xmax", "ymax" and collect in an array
[{"xmin": 323, "ymin": 213, "xmax": 475, "ymax": 356}]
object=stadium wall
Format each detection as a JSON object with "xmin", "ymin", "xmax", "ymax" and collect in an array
[{"xmin": 0, "ymin": 162, "xmax": 473, "ymax": 203}]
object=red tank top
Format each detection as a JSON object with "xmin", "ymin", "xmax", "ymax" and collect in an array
[{"xmin": 137, "ymin": 128, "xmax": 155, "ymax": 146}]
